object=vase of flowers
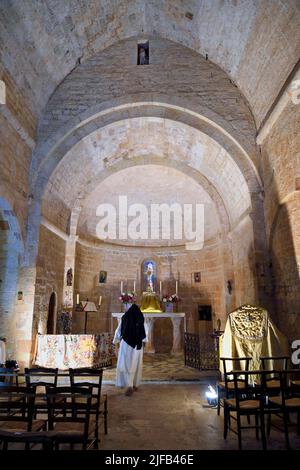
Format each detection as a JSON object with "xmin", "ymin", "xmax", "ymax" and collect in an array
[
  {"xmin": 119, "ymin": 292, "xmax": 137, "ymax": 312},
  {"xmin": 162, "ymin": 294, "xmax": 181, "ymax": 313}
]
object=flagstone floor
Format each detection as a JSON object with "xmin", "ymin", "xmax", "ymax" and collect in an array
[
  {"xmin": 103, "ymin": 353, "xmax": 218, "ymax": 383},
  {"xmin": 99, "ymin": 383, "xmax": 300, "ymax": 450}
]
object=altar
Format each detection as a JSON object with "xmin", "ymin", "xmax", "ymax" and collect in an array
[
  {"xmin": 34, "ymin": 333, "xmax": 115, "ymax": 370},
  {"xmin": 111, "ymin": 312, "xmax": 186, "ymax": 354}
]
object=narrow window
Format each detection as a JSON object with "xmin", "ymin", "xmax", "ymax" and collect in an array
[{"xmin": 137, "ymin": 41, "xmax": 149, "ymax": 65}]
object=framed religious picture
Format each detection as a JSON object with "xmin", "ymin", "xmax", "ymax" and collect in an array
[
  {"xmin": 194, "ymin": 272, "xmax": 201, "ymax": 283},
  {"xmin": 198, "ymin": 305, "xmax": 212, "ymax": 321},
  {"xmin": 99, "ymin": 270, "xmax": 107, "ymax": 284}
]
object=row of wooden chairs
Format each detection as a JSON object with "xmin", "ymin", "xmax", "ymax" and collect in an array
[
  {"xmin": 217, "ymin": 356, "xmax": 289, "ymax": 415},
  {"xmin": 0, "ymin": 385, "xmax": 93, "ymax": 450},
  {"xmin": 216, "ymin": 357, "xmax": 300, "ymax": 449},
  {"xmin": 0, "ymin": 366, "xmax": 109, "ymax": 450}
]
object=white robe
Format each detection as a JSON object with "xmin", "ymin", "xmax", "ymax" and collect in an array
[{"xmin": 113, "ymin": 320, "xmax": 148, "ymax": 388}]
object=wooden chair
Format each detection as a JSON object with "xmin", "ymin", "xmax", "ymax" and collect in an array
[
  {"xmin": 217, "ymin": 357, "xmax": 252, "ymax": 415},
  {"xmin": 69, "ymin": 367, "xmax": 107, "ymax": 447},
  {"xmin": 25, "ymin": 367, "xmax": 59, "ymax": 417},
  {"xmin": 268, "ymin": 369, "xmax": 300, "ymax": 449},
  {"xmin": 0, "ymin": 367, "xmax": 19, "ymax": 386},
  {"xmin": 46, "ymin": 385, "xmax": 93, "ymax": 450},
  {"xmin": 0, "ymin": 429, "xmax": 57, "ymax": 451},
  {"xmin": 259, "ymin": 356, "xmax": 289, "ymax": 393},
  {"xmin": 0, "ymin": 385, "xmax": 46, "ymax": 444},
  {"xmin": 223, "ymin": 369, "xmax": 267, "ymax": 450}
]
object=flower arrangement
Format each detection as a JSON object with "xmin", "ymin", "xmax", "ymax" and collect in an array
[
  {"xmin": 119, "ymin": 292, "xmax": 137, "ymax": 304},
  {"xmin": 162, "ymin": 294, "xmax": 181, "ymax": 303}
]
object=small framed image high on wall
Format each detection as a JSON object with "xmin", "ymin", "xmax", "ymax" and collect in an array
[
  {"xmin": 194, "ymin": 272, "xmax": 201, "ymax": 283},
  {"xmin": 99, "ymin": 270, "xmax": 107, "ymax": 284}
]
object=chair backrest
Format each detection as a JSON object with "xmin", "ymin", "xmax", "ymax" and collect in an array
[
  {"xmin": 25, "ymin": 367, "xmax": 58, "ymax": 389},
  {"xmin": 0, "ymin": 385, "xmax": 36, "ymax": 430},
  {"xmin": 220, "ymin": 357, "xmax": 252, "ymax": 391},
  {"xmin": 278, "ymin": 369, "xmax": 300, "ymax": 404},
  {"xmin": 260, "ymin": 356, "xmax": 289, "ymax": 371},
  {"xmin": 259, "ymin": 356, "xmax": 289, "ymax": 385},
  {"xmin": 230, "ymin": 370, "xmax": 275, "ymax": 411},
  {"xmin": 0, "ymin": 367, "xmax": 19, "ymax": 386},
  {"xmin": 69, "ymin": 368, "xmax": 103, "ymax": 404},
  {"xmin": 46, "ymin": 385, "xmax": 93, "ymax": 439}
]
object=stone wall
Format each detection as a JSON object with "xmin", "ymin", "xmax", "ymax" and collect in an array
[
  {"xmin": 261, "ymin": 102, "xmax": 300, "ymax": 341},
  {"xmin": 33, "ymin": 225, "xmax": 66, "ymax": 339},
  {"xmin": 72, "ymin": 240, "xmax": 228, "ymax": 352}
]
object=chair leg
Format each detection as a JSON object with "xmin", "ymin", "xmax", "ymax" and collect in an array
[
  {"xmin": 217, "ymin": 387, "xmax": 221, "ymax": 416},
  {"xmin": 267, "ymin": 413, "xmax": 271, "ymax": 436},
  {"xmin": 283, "ymin": 410, "xmax": 290, "ymax": 450},
  {"xmin": 255, "ymin": 413, "xmax": 259, "ymax": 440},
  {"xmin": 94, "ymin": 412, "xmax": 100, "ymax": 449},
  {"xmin": 104, "ymin": 399, "xmax": 108, "ymax": 435},
  {"xmin": 260, "ymin": 412, "xmax": 267, "ymax": 450},
  {"xmin": 223, "ymin": 405, "xmax": 228, "ymax": 439},
  {"xmin": 237, "ymin": 415, "xmax": 242, "ymax": 450}
]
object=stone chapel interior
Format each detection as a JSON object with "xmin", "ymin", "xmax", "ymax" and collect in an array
[{"xmin": 0, "ymin": 0, "xmax": 300, "ymax": 451}]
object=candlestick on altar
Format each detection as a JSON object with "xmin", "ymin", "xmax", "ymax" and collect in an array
[
  {"xmin": 76, "ymin": 293, "xmax": 79, "ymax": 305},
  {"xmin": 176, "ymin": 281, "xmax": 178, "ymax": 295},
  {"xmin": 133, "ymin": 280, "xmax": 136, "ymax": 293},
  {"xmin": 120, "ymin": 281, "xmax": 123, "ymax": 294},
  {"xmin": 98, "ymin": 296, "xmax": 102, "ymax": 306},
  {"xmin": 160, "ymin": 281, "xmax": 162, "ymax": 299}
]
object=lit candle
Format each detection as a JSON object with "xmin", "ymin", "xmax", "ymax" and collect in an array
[
  {"xmin": 120, "ymin": 281, "xmax": 123, "ymax": 294},
  {"xmin": 99, "ymin": 296, "xmax": 102, "ymax": 306},
  {"xmin": 176, "ymin": 281, "xmax": 178, "ymax": 295},
  {"xmin": 160, "ymin": 281, "xmax": 162, "ymax": 294},
  {"xmin": 76, "ymin": 293, "xmax": 79, "ymax": 305},
  {"xmin": 133, "ymin": 280, "xmax": 136, "ymax": 293}
]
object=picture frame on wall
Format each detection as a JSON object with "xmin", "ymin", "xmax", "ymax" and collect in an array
[
  {"xmin": 99, "ymin": 270, "xmax": 107, "ymax": 284},
  {"xmin": 194, "ymin": 272, "xmax": 201, "ymax": 283}
]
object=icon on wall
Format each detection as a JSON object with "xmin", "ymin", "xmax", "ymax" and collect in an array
[
  {"xmin": 99, "ymin": 270, "xmax": 107, "ymax": 284},
  {"xmin": 194, "ymin": 272, "xmax": 201, "ymax": 283},
  {"xmin": 198, "ymin": 305, "xmax": 212, "ymax": 321}
]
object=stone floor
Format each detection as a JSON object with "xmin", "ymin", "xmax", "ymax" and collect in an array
[
  {"xmin": 4, "ymin": 383, "xmax": 300, "ymax": 450},
  {"xmin": 103, "ymin": 353, "xmax": 217, "ymax": 383},
  {"xmin": 4, "ymin": 355, "xmax": 300, "ymax": 450},
  {"xmin": 99, "ymin": 383, "xmax": 300, "ymax": 450}
]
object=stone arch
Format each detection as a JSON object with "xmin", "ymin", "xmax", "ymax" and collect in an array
[
  {"xmin": 31, "ymin": 98, "xmax": 261, "ymax": 196},
  {"xmin": 62, "ymin": 158, "xmax": 231, "ymax": 244}
]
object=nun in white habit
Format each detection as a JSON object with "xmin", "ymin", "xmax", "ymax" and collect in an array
[{"xmin": 113, "ymin": 304, "xmax": 148, "ymax": 396}]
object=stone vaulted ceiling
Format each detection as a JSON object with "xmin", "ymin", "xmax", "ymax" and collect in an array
[{"xmin": 1, "ymin": 0, "xmax": 300, "ymax": 127}]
